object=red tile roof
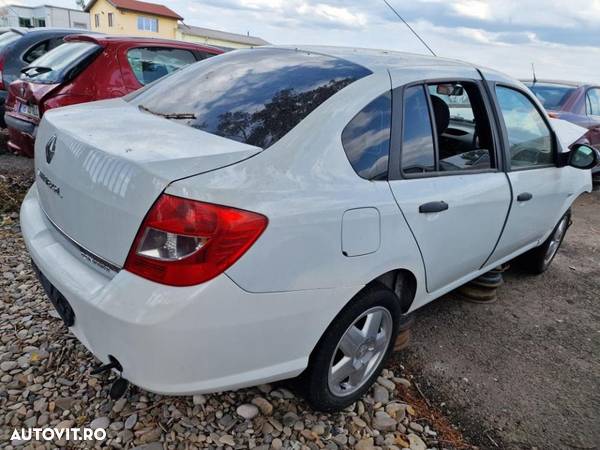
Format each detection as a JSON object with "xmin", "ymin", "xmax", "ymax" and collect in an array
[{"xmin": 86, "ymin": 0, "xmax": 183, "ymax": 20}]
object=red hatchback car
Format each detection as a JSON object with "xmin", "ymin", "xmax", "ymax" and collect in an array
[{"xmin": 4, "ymin": 34, "xmax": 222, "ymax": 157}]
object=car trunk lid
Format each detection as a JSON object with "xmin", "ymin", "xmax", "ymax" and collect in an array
[
  {"xmin": 8, "ymin": 80, "xmax": 60, "ymax": 121},
  {"xmin": 35, "ymin": 98, "xmax": 262, "ymax": 269}
]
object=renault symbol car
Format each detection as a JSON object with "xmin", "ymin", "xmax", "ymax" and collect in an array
[{"xmin": 21, "ymin": 46, "xmax": 598, "ymax": 411}]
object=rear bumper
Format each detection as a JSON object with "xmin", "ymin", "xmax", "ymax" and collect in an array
[
  {"xmin": 5, "ymin": 113, "xmax": 37, "ymax": 157},
  {"xmin": 20, "ymin": 184, "xmax": 353, "ymax": 394}
]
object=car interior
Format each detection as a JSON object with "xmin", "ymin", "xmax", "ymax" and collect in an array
[{"xmin": 428, "ymin": 82, "xmax": 495, "ymax": 171}]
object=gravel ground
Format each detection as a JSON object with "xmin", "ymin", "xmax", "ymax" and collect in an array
[
  {"xmin": 0, "ymin": 156, "xmax": 463, "ymax": 450},
  {"xmin": 0, "ymin": 213, "xmax": 450, "ymax": 450},
  {"xmin": 0, "ymin": 151, "xmax": 598, "ymax": 450}
]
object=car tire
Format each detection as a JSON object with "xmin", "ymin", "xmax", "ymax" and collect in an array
[
  {"xmin": 517, "ymin": 210, "xmax": 571, "ymax": 275},
  {"xmin": 300, "ymin": 283, "xmax": 401, "ymax": 412}
]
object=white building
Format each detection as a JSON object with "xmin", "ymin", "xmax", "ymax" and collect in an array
[{"xmin": 0, "ymin": 4, "xmax": 89, "ymax": 29}]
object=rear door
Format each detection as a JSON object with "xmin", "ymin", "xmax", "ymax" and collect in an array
[
  {"xmin": 388, "ymin": 80, "xmax": 511, "ymax": 293},
  {"xmin": 119, "ymin": 45, "xmax": 198, "ymax": 90},
  {"xmin": 485, "ymin": 84, "xmax": 571, "ymax": 265}
]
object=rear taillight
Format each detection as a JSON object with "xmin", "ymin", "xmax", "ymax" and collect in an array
[{"xmin": 124, "ymin": 194, "xmax": 268, "ymax": 286}]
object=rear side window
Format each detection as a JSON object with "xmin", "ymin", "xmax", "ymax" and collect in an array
[
  {"xmin": 128, "ymin": 48, "xmax": 372, "ymax": 149},
  {"xmin": 127, "ymin": 47, "xmax": 197, "ymax": 85},
  {"xmin": 23, "ymin": 41, "xmax": 49, "ymax": 63},
  {"xmin": 401, "ymin": 85, "xmax": 435, "ymax": 174},
  {"xmin": 21, "ymin": 42, "xmax": 101, "ymax": 84},
  {"xmin": 342, "ymin": 92, "xmax": 391, "ymax": 180}
]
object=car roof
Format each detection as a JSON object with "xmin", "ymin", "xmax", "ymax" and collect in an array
[
  {"xmin": 273, "ymin": 45, "xmax": 475, "ymax": 71},
  {"xmin": 264, "ymin": 45, "xmax": 519, "ymax": 84},
  {"xmin": 521, "ymin": 79, "xmax": 594, "ymax": 88},
  {"xmin": 1, "ymin": 27, "xmax": 29, "ymax": 35},
  {"xmin": 64, "ymin": 33, "xmax": 222, "ymax": 52},
  {"xmin": 17, "ymin": 27, "xmax": 93, "ymax": 37}
]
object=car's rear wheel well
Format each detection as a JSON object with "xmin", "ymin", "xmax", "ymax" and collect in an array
[{"xmin": 368, "ymin": 269, "xmax": 417, "ymax": 314}]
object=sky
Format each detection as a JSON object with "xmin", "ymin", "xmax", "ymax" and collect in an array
[{"xmin": 5, "ymin": 0, "xmax": 600, "ymax": 83}]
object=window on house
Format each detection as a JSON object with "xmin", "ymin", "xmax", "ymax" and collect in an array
[
  {"xmin": 108, "ymin": 13, "xmax": 114, "ymax": 27},
  {"xmin": 94, "ymin": 14, "xmax": 100, "ymax": 27},
  {"xmin": 33, "ymin": 18, "xmax": 46, "ymax": 27},
  {"xmin": 19, "ymin": 17, "xmax": 32, "ymax": 28},
  {"xmin": 137, "ymin": 16, "xmax": 158, "ymax": 32}
]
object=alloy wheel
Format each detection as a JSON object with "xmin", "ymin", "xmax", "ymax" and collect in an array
[
  {"xmin": 327, "ymin": 306, "xmax": 393, "ymax": 397},
  {"xmin": 544, "ymin": 216, "xmax": 568, "ymax": 266}
]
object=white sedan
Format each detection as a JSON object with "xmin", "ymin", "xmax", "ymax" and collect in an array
[{"xmin": 21, "ymin": 46, "xmax": 598, "ymax": 411}]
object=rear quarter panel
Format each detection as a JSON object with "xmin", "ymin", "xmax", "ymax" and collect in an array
[{"xmin": 166, "ymin": 72, "xmax": 427, "ymax": 300}]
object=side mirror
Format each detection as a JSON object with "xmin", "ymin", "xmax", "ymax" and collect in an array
[{"xmin": 568, "ymin": 144, "xmax": 599, "ymax": 170}]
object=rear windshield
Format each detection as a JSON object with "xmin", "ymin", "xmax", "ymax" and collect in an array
[
  {"xmin": 527, "ymin": 83, "xmax": 576, "ymax": 110},
  {"xmin": 128, "ymin": 48, "xmax": 372, "ymax": 149},
  {"xmin": 0, "ymin": 31, "xmax": 21, "ymax": 51},
  {"xmin": 21, "ymin": 41, "xmax": 101, "ymax": 84}
]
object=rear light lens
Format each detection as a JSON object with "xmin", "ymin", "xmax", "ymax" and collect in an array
[{"xmin": 124, "ymin": 194, "xmax": 268, "ymax": 286}]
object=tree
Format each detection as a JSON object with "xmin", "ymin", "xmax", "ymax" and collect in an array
[{"xmin": 75, "ymin": 0, "xmax": 86, "ymax": 10}]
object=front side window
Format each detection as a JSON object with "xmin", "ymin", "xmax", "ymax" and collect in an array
[
  {"xmin": 137, "ymin": 16, "xmax": 158, "ymax": 32},
  {"xmin": 496, "ymin": 86, "xmax": 553, "ymax": 168},
  {"xmin": 342, "ymin": 92, "xmax": 391, "ymax": 180},
  {"xmin": 128, "ymin": 48, "xmax": 372, "ymax": 149},
  {"xmin": 401, "ymin": 85, "xmax": 435, "ymax": 174},
  {"xmin": 586, "ymin": 88, "xmax": 600, "ymax": 116},
  {"xmin": 127, "ymin": 47, "xmax": 197, "ymax": 85}
]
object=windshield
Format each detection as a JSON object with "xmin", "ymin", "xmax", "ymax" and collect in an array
[
  {"xmin": 128, "ymin": 48, "xmax": 372, "ymax": 149},
  {"xmin": 21, "ymin": 41, "xmax": 101, "ymax": 84},
  {"xmin": 0, "ymin": 31, "xmax": 21, "ymax": 51},
  {"xmin": 527, "ymin": 84, "xmax": 576, "ymax": 110}
]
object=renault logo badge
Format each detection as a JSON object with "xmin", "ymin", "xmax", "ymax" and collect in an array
[{"xmin": 46, "ymin": 135, "xmax": 57, "ymax": 164}]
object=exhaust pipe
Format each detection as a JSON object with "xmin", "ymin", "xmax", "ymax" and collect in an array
[{"xmin": 90, "ymin": 355, "xmax": 129, "ymax": 400}]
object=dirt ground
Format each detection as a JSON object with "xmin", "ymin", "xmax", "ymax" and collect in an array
[
  {"xmin": 1, "ymin": 151, "xmax": 598, "ymax": 449},
  {"xmin": 398, "ymin": 190, "xmax": 600, "ymax": 449}
]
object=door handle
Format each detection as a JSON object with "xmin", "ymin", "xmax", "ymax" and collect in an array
[
  {"xmin": 517, "ymin": 192, "xmax": 533, "ymax": 202},
  {"xmin": 419, "ymin": 201, "xmax": 449, "ymax": 213}
]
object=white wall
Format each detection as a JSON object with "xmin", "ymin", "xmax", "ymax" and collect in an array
[{"xmin": 0, "ymin": 5, "xmax": 89, "ymax": 29}]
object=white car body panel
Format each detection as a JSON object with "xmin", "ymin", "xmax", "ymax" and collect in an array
[
  {"xmin": 389, "ymin": 173, "xmax": 511, "ymax": 292},
  {"xmin": 21, "ymin": 46, "xmax": 594, "ymax": 395},
  {"xmin": 35, "ymin": 99, "xmax": 261, "ymax": 267}
]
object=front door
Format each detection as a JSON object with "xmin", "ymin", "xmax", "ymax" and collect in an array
[
  {"xmin": 486, "ymin": 85, "xmax": 570, "ymax": 265},
  {"xmin": 388, "ymin": 81, "xmax": 511, "ymax": 293}
]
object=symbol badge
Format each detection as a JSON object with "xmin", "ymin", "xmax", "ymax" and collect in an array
[{"xmin": 45, "ymin": 135, "xmax": 57, "ymax": 164}]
